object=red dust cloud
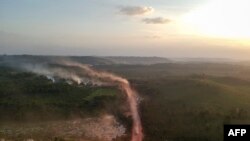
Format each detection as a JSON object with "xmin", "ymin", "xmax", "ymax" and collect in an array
[{"xmin": 63, "ymin": 61, "xmax": 143, "ymax": 141}]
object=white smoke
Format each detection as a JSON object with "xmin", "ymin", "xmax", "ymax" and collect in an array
[
  {"xmin": 21, "ymin": 63, "xmax": 113, "ymax": 87},
  {"xmin": 22, "ymin": 64, "xmax": 82, "ymax": 84},
  {"xmin": 45, "ymin": 75, "xmax": 55, "ymax": 83},
  {"xmin": 20, "ymin": 63, "xmax": 88, "ymax": 85},
  {"xmin": 14, "ymin": 60, "xmax": 143, "ymax": 141},
  {"xmin": 61, "ymin": 61, "xmax": 143, "ymax": 141}
]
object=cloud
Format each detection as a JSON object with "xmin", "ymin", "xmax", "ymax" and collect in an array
[
  {"xmin": 142, "ymin": 17, "xmax": 171, "ymax": 24},
  {"xmin": 145, "ymin": 35, "xmax": 162, "ymax": 39},
  {"xmin": 119, "ymin": 6, "xmax": 154, "ymax": 16}
]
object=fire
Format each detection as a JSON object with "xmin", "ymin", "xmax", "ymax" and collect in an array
[{"xmin": 63, "ymin": 61, "xmax": 143, "ymax": 141}]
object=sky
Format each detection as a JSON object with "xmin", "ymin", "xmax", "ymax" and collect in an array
[{"xmin": 0, "ymin": 0, "xmax": 250, "ymax": 59}]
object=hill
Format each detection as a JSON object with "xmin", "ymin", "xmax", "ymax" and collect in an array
[{"xmin": 0, "ymin": 55, "xmax": 171, "ymax": 66}]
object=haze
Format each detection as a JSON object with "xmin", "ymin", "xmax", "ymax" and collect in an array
[{"xmin": 0, "ymin": 0, "xmax": 250, "ymax": 59}]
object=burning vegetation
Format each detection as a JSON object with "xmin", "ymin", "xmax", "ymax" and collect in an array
[{"xmin": 0, "ymin": 60, "xmax": 143, "ymax": 141}]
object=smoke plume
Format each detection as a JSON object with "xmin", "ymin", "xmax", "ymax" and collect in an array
[
  {"xmin": 22, "ymin": 63, "xmax": 82, "ymax": 84},
  {"xmin": 9, "ymin": 60, "xmax": 143, "ymax": 141},
  {"xmin": 62, "ymin": 61, "xmax": 143, "ymax": 141}
]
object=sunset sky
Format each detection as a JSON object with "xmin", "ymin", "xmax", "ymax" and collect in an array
[{"xmin": 0, "ymin": 0, "xmax": 249, "ymax": 59}]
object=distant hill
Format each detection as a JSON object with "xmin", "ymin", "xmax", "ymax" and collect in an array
[
  {"xmin": 104, "ymin": 56, "xmax": 171, "ymax": 65},
  {"xmin": 172, "ymin": 57, "xmax": 237, "ymax": 63},
  {"xmin": 0, "ymin": 55, "xmax": 171, "ymax": 66}
]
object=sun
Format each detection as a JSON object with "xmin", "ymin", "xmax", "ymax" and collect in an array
[{"xmin": 181, "ymin": 0, "xmax": 250, "ymax": 39}]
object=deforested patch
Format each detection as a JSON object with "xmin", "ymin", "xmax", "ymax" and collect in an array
[{"xmin": 0, "ymin": 115, "xmax": 126, "ymax": 141}]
